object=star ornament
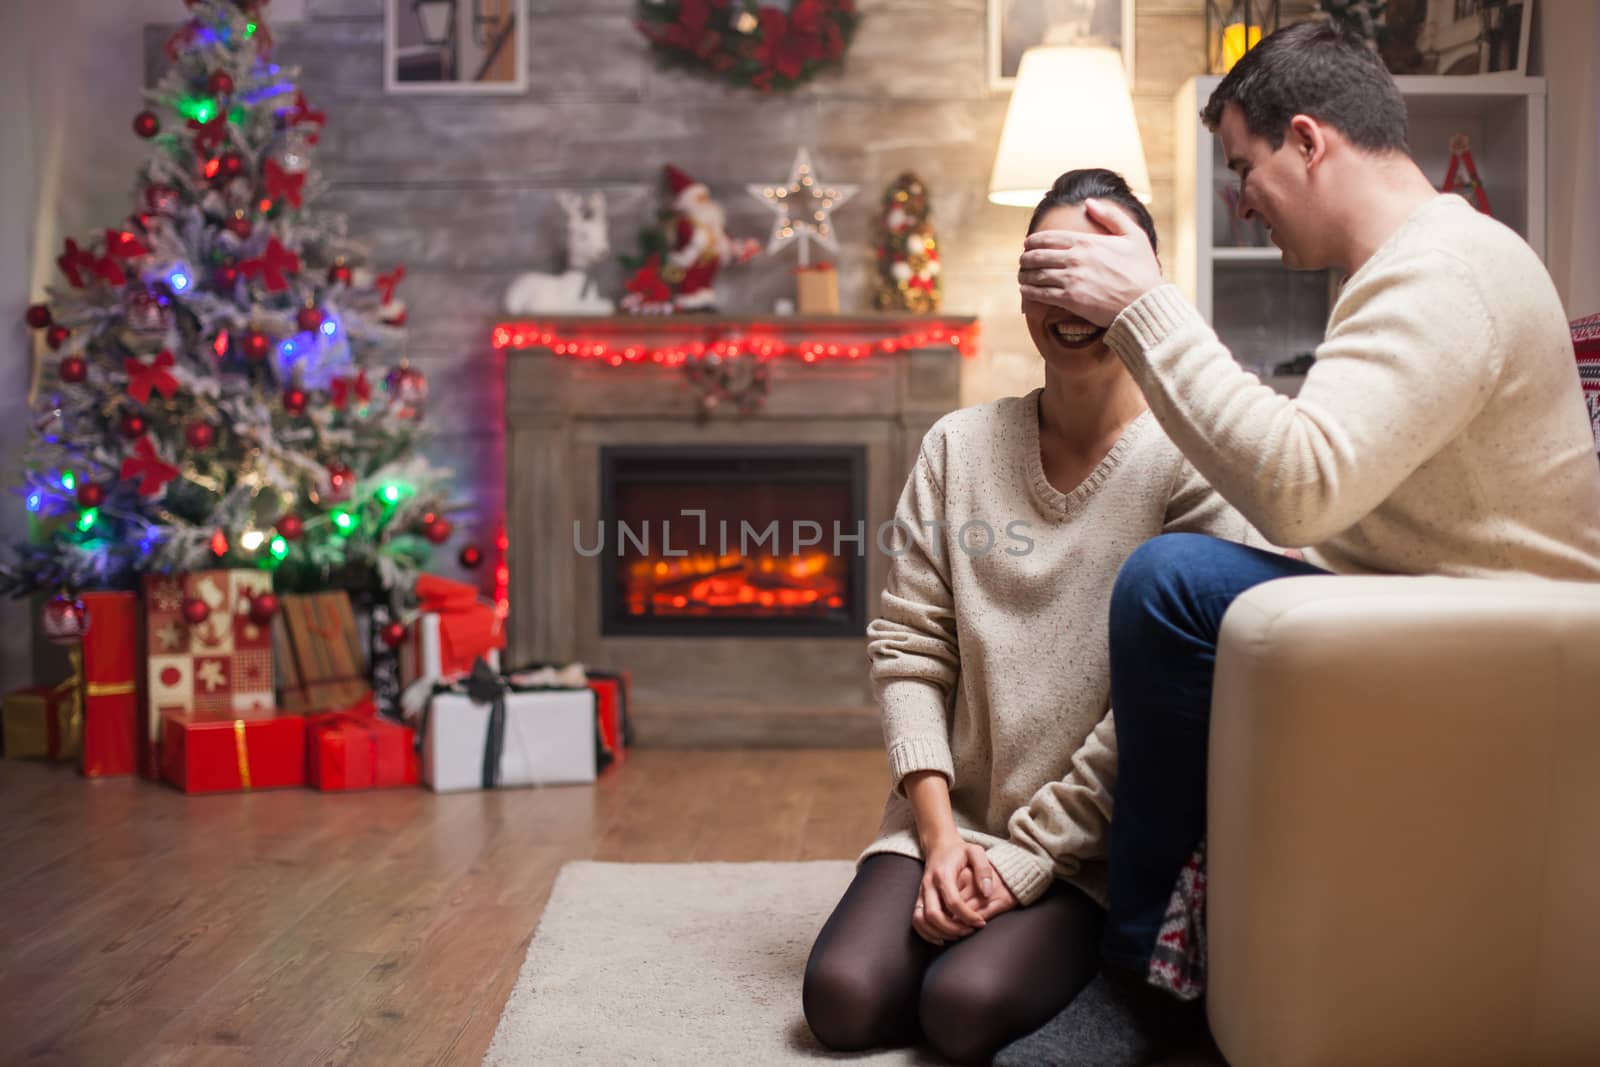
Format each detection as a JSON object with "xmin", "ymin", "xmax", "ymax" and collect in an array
[{"xmin": 748, "ymin": 148, "xmax": 857, "ymax": 267}]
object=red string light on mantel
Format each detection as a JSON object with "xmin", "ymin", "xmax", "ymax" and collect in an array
[{"xmin": 491, "ymin": 322, "xmax": 979, "ymax": 365}]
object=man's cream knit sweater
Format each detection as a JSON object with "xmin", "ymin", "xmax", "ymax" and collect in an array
[
  {"xmin": 860, "ymin": 393, "xmax": 1257, "ymax": 907},
  {"xmin": 1106, "ymin": 194, "xmax": 1600, "ymax": 579}
]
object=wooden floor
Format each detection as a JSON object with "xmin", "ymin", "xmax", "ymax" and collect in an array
[{"xmin": 0, "ymin": 749, "xmax": 889, "ymax": 1066}]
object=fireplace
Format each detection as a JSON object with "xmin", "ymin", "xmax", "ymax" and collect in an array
[
  {"xmin": 501, "ymin": 314, "xmax": 970, "ymax": 745},
  {"xmin": 599, "ymin": 446, "xmax": 867, "ymax": 638}
]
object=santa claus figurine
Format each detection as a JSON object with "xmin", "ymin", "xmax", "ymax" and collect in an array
[{"xmin": 658, "ymin": 165, "xmax": 759, "ymax": 312}]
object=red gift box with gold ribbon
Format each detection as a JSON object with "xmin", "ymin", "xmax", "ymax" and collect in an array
[
  {"xmin": 160, "ymin": 713, "xmax": 306, "ymax": 794},
  {"xmin": 306, "ymin": 697, "xmax": 419, "ymax": 791},
  {"xmin": 79, "ymin": 591, "xmax": 140, "ymax": 777}
]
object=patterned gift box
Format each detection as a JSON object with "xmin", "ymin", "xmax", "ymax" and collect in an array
[
  {"xmin": 161, "ymin": 713, "xmax": 306, "ymax": 794},
  {"xmin": 306, "ymin": 697, "xmax": 419, "ymax": 791},
  {"xmin": 143, "ymin": 570, "xmax": 276, "ymax": 777},
  {"xmin": 2, "ymin": 685, "xmax": 79, "ymax": 761},
  {"xmin": 1574, "ymin": 313, "xmax": 1599, "ymax": 456},
  {"xmin": 79, "ymin": 591, "xmax": 141, "ymax": 777},
  {"xmin": 273, "ymin": 591, "xmax": 372, "ymax": 714}
]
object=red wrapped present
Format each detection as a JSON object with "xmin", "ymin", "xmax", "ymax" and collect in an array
[
  {"xmin": 161, "ymin": 713, "xmax": 306, "ymax": 793},
  {"xmin": 402, "ymin": 574, "xmax": 505, "ymax": 683},
  {"xmin": 143, "ymin": 570, "xmax": 276, "ymax": 778},
  {"xmin": 2, "ymin": 684, "xmax": 79, "ymax": 761},
  {"xmin": 79, "ymin": 591, "xmax": 140, "ymax": 777},
  {"xmin": 306, "ymin": 698, "xmax": 419, "ymax": 791},
  {"xmin": 588, "ymin": 671, "xmax": 631, "ymax": 768}
]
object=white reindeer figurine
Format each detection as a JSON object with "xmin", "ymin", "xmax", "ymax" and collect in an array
[{"xmin": 503, "ymin": 190, "xmax": 614, "ymax": 314}]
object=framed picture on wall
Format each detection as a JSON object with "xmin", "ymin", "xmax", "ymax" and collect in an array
[
  {"xmin": 385, "ymin": 0, "xmax": 528, "ymax": 94},
  {"xmin": 1359, "ymin": 0, "xmax": 1534, "ymax": 76},
  {"xmin": 988, "ymin": 0, "xmax": 1135, "ymax": 90}
]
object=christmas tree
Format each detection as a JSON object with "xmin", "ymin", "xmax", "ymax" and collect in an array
[{"xmin": 8, "ymin": 0, "xmax": 461, "ymax": 609}]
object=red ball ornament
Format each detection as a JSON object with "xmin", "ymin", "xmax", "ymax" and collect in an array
[
  {"xmin": 283, "ymin": 388, "xmax": 308, "ymax": 415},
  {"xmin": 42, "ymin": 594, "xmax": 90, "ymax": 647},
  {"xmin": 26, "ymin": 304, "xmax": 52, "ymax": 330},
  {"xmin": 208, "ymin": 71, "xmax": 234, "ymax": 96},
  {"xmin": 214, "ymin": 264, "xmax": 241, "ymax": 290},
  {"xmin": 46, "ymin": 325, "xmax": 70, "ymax": 350},
  {"xmin": 58, "ymin": 356, "xmax": 88, "ymax": 384},
  {"xmin": 185, "ymin": 421, "xmax": 216, "ymax": 449},
  {"xmin": 380, "ymin": 621, "xmax": 407, "ymax": 649},
  {"xmin": 76, "ymin": 483, "xmax": 105, "ymax": 508},
  {"xmin": 458, "ymin": 545, "xmax": 483, "ymax": 569},
  {"xmin": 248, "ymin": 592, "xmax": 280, "ymax": 625},
  {"xmin": 225, "ymin": 216, "xmax": 252, "ymax": 238},
  {"xmin": 296, "ymin": 306, "xmax": 324, "ymax": 333},
  {"xmin": 423, "ymin": 517, "xmax": 453, "ymax": 545},
  {"xmin": 120, "ymin": 413, "xmax": 149, "ymax": 439},
  {"xmin": 328, "ymin": 263, "xmax": 353, "ymax": 285},
  {"xmin": 276, "ymin": 513, "xmax": 304, "ymax": 541},
  {"xmin": 218, "ymin": 152, "xmax": 243, "ymax": 179},
  {"xmin": 133, "ymin": 111, "xmax": 160, "ymax": 138},
  {"xmin": 243, "ymin": 331, "xmax": 271, "ymax": 361},
  {"xmin": 182, "ymin": 597, "xmax": 210, "ymax": 625}
]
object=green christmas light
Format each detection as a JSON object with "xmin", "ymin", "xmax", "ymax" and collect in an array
[
  {"xmin": 246, "ymin": 22, "xmax": 258, "ymax": 37},
  {"xmin": 77, "ymin": 508, "xmax": 98, "ymax": 532},
  {"xmin": 332, "ymin": 510, "xmax": 357, "ymax": 534},
  {"xmin": 229, "ymin": 105, "xmax": 247, "ymax": 125},
  {"xmin": 60, "ymin": 471, "xmax": 76, "ymax": 491},
  {"xmin": 177, "ymin": 96, "xmax": 216, "ymax": 124},
  {"xmin": 269, "ymin": 536, "xmax": 289, "ymax": 560},
  {"xmin": 379, "ymin": 483, "xmax": 407, "ymax": 505}
]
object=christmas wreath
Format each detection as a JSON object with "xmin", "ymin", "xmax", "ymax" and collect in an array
[{"xmin": 635, "ymin": 0, "xmax": 860, "ymax": 92}]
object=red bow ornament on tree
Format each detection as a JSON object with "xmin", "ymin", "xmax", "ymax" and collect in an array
[
  {"xmin": 125, "ymin": 350, "xmax": 181, "ymax": 404},
  {"xmin": 188, "ymin": 113, "xmax": 229, "ymax": 156},
  {"xmin": 239, "ymin": 238, "xmax": 301, "ymax": 293},
  {"xmin": 263, "ymin": 158, "xmax": 307, "ymax": 209},
  {"xmin": 282, "ymin": 92, "xmax": 326, "ymax": 144},
  {"xmin": 120, "ymin": 436, "xmax": 181, "ymax": 497},
  {"xmin": 57, "ymin": 239, "xmax": 96, "ymax": 289},
  {"xmin": 330, "ymin": 371, "xmax": 372, "ymax": 411},
  {"xmin": 104, "ymin": 229, "xmax": 151, "ymax": 260}
]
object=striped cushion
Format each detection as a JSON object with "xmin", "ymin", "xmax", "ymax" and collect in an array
[{"xmin": 1576, "ymin": 314, "xmax": 1600, "ymax": 454}]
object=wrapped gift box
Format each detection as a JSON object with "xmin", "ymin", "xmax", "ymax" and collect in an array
[
  {"xmin": 509, "ymin": 662, "xmax": 631, "ymax": 771},
  {"xmin": 2, "ymin": 684, "xmax": 79, "ymax": 761},
  {"xmin": 795, "ymin": 263, "xmax": 840, "ymax": 314},
  {"xmin": 79, "ymin": 591, "xmax": 141, "ymax": 777},
  {"xmin": 144, "ymin": 570, "xmax": 276, "ymax": 777},
  {"xmin": 161, "ymin": 713, "xmax": 306, "ymax": 794},
  {"xmin": 306, "ymin": 699, "xmax": 418, "ymax": 791},
  {"xmin": 274, "ymin": 591, "xmax": 371, "ymax": 714},
  {"xmin": 399, "ymin": 575, "xmax": 504, "ymax": 686},
  {"xmin": 420, "ymin": 668, "xmax": 596, "ymax": 793}
]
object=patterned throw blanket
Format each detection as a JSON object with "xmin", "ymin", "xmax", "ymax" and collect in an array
[{"xmin": 1148, "ymin": 842, "xmax": 1208, "ymax": 1001}]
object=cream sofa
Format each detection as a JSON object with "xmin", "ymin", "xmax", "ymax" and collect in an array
[{"xmin": 1206, "ymin": 575, "xmax": 1600, "ymax": 1067}]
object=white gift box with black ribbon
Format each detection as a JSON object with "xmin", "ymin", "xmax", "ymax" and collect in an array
[{"xmin": 417, "ymin": 664, "xmax": 596, "ymax": 792}]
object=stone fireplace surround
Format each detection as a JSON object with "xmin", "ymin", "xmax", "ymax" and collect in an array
[{"xmin": 503, "ymin": 315, "xmax": 972, "ymax": 746}]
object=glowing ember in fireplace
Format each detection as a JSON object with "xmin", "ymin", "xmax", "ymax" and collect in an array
[{"xmin": 623, "ymin": 552, "xmax": 847, "ymax": 617}]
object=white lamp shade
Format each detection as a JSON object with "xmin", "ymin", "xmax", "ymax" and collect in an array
[{"xmin": 988, "ymin": 46, "xmax": 1152, "ymax": 207}]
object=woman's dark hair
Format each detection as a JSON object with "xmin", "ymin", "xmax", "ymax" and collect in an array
[
  {"xmin": 1026, "ymin": 169, "xmax": 1157, "ymax": 255},
  {"xmin": 1201, "ymin": 21, "xmax": 1407, "ymax": 153}
]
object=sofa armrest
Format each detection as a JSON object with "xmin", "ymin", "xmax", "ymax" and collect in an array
[{"xmin": 1207, "ymin": 575, "xmax": 1600, "ymax": 1067}]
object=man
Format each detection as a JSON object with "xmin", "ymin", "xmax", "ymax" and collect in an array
[{"xmin": 998, "ymin": 20, "xmax": 1600, "ymax": 1067}]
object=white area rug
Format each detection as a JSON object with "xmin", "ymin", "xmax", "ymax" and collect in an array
[{"xmin": 483, "ymin": 861, "xmax": 940, "ymax": 1065}]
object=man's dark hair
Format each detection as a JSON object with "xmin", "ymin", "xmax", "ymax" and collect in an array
[
  {"xmin": 1201, "ymin": 21, "xmax": 1408, "ymax": 153},
  {"xmin": 1027, "ymin": 168, "xmax": 1158, "ymax": 255}
]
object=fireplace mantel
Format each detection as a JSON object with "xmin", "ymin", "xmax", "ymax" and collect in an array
[{"xmin": 501, "ymin": 314, "xmax": 972, "ymax": 746}]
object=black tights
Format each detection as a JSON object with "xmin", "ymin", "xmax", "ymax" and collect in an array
[{"xmin": 802, "ymin": 854, "xmax": 1104, "ymax": 1065}]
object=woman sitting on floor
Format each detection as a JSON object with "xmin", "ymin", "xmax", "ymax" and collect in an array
[{"xmin": 800, "ymin": 169, "xmax": 1261, "ymax": 1065}]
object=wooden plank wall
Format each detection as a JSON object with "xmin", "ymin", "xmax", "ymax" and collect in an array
[{"xmin": 146, "ymin": 0, "xmax": 1299, "ymax": 588}]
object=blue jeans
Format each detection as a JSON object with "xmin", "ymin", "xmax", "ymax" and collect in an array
[{"xmin": 1102, "ymin": 533, "xmax": 1330, "ymax": 976}]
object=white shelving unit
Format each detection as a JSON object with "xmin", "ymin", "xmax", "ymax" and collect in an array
[{"xmin": 1174, "ymin": 74, "xmax": 1548, "ymax": 392}]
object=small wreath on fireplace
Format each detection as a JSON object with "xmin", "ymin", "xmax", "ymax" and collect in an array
[{"xmin": 634, "ymin": 0, "xmax": 861, "ymax": 92}]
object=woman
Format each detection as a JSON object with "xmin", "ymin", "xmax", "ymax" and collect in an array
[{"xmin": 801, "ymin": 169, "xmax": 1261, "ymax": 1064}]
